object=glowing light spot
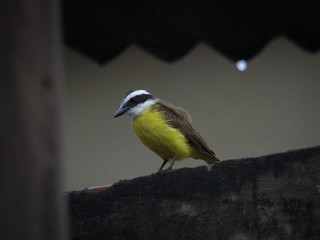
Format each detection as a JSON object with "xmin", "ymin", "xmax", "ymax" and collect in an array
[{"xmin": 236, "ymin": 60, "xmax": 247, "ymax": 71}]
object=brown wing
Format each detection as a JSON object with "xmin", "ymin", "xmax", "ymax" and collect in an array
[{"xmin": 156, "ymin": 100, "xmax": 220, "ymax": 163}]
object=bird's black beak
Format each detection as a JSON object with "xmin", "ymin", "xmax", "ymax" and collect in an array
[{"xmin": 113, "ymin": 106, "xmax": 129, "ymax": 118}]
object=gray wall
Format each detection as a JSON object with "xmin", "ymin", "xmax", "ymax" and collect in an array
[{"xmin": 64, "ymin": 38, "xmax": 320, "ymax": 190}]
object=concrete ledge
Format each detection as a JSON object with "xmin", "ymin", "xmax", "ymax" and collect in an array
[{"xmin": 67, "ymin": 146, "xmax": 320, "ymax": 240}]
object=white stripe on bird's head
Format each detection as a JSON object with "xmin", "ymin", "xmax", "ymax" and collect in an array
[{"xmin": 122, "ymin": 89, "xmax": 151, "ymax": 105}]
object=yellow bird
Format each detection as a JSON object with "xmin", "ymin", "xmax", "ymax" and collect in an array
[{"xmin": 114, "ymin": 90, "xmax": 220, "ymax": 174}]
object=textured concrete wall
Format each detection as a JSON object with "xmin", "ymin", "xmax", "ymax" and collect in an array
[{"xmin": 67, "ymin": 146, "xmax": 320, "ymax": 240}]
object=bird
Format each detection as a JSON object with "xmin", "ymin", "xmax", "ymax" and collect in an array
[{"xmin": 114, "ymin": 89, "xmax": 220, "ymax": 174}]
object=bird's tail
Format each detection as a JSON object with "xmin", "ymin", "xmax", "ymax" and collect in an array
[
  {"xmin": 204, "ymin": 154, "xmax": 221, "ymax": 164},
  {"xmin": 193, "ymin": 149, "xmax": 221, "ymax": 164}
]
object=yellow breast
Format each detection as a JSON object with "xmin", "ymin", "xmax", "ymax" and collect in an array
[{"xmin": 132, "ymin": 106, "xmax": 193, "ymax": 161}]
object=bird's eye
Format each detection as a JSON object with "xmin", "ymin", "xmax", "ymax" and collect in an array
[{"xmin": 130, "ymin": 97, "xmax": 136, "ymax": 103}]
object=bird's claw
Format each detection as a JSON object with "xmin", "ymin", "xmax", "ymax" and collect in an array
[{"xmin": 156, "ymin": 168, "xmax": 172, "ymax": 175}]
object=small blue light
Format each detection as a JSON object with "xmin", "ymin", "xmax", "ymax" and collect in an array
[{"xmin": 236, "ymin": 60, "xmax": 247, "ymax": 71}]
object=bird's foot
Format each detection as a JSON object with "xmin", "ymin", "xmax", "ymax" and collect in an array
[{"xmin": 156, "ymin": 167, "xmax": 172, "ymax": 175}]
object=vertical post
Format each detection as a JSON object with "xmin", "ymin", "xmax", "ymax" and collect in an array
[{"xmin": 0, "ymin": 1, "xmax": 66, "ymax": 240}]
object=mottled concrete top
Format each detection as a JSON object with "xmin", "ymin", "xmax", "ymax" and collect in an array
[{"xmin": 67, "ymin": 146, "xmax": 320, "ymax": 240}]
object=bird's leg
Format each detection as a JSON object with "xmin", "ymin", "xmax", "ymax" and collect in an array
[
  {"xmin": 167, "ymin": 155, "xmax": 178, "ymax": 171},
  {"xmin": 156, "ymin": 159, "xmax": 168, "ymax": 174}
]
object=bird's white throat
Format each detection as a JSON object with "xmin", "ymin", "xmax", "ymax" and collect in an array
[{"xmin": 127, "ymin": 99, "xmax": 158, "ymax": 118}]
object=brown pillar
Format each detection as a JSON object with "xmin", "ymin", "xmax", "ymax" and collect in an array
[{"xmin": 0, "ymin": 1, "xmax": 66, "ymax": 239}]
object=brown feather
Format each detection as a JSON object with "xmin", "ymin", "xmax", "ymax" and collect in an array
[{"xmin": 155, "ymin": 100, "xmax": 220, "ymax": 163}]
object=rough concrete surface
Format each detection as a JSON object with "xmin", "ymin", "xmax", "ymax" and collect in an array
[{"xmin": 67, "ymin": 146, "xmax": 320, "ymax": 240}]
